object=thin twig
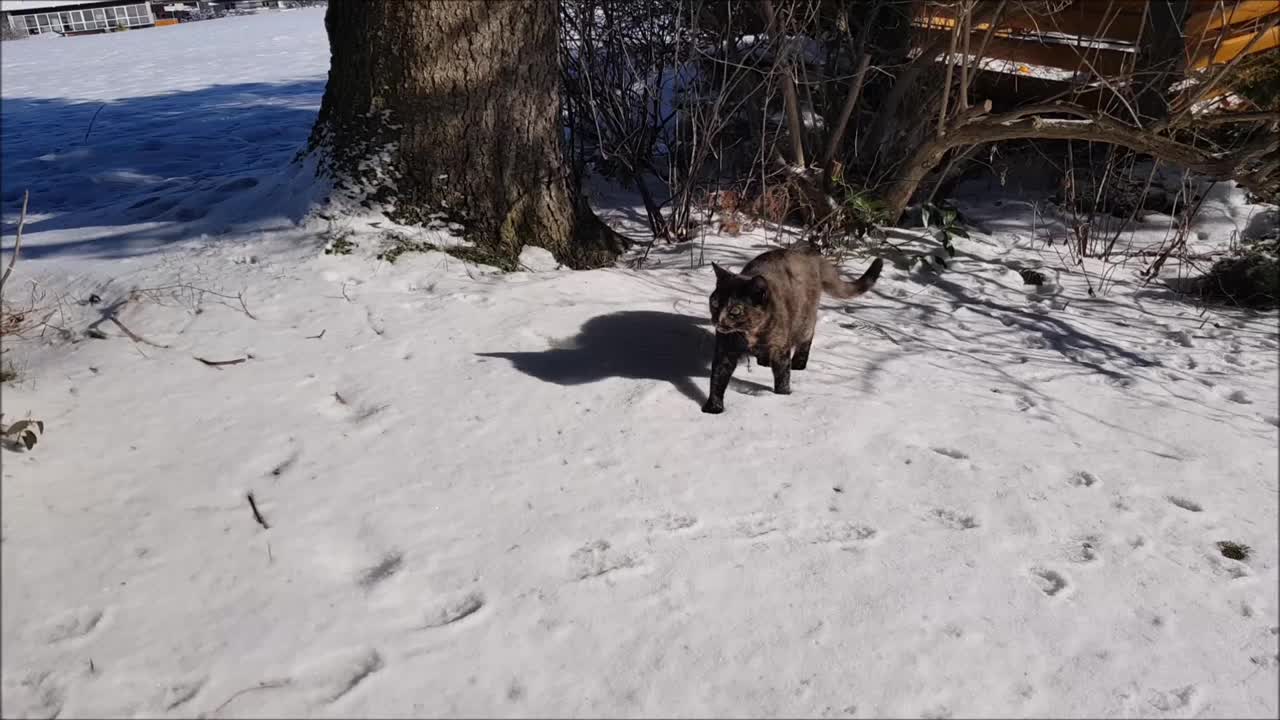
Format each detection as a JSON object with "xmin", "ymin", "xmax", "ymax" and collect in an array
[
  {"xmin": 237, "ymin": 291, "xmax": 257, "ymax": 320},
  {"xmin": 209, "ymin": 679, "xmax": 291, "ymax": 716},
  {"xmin": 195, "ymin": 356, "xmax": 248, "ymax": 368},
  {"xmin": 1169, "ymin": 14, "xmax": 1280, "ymax": 127},
  {"xmin": 0, "ymin": 190, "xmax": 29, "ymax": 297},
  {"xmin": 83, "ymin": 103, "xmax": 106, "ymax": 143},
  {"xmin": 305, "ymin": 329, "xmax": 326, "ymax": 340},
  {"xmin": 246, "ymin": 492, "xmax": 269, "ymax": 530},
  {"xmin": 108, "ymin": 315, "xmax": 169, "ymax": 349}
]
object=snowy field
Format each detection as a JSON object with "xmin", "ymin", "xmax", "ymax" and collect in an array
[{"xmin": 2, "ymin": 9, "xmax": 1278, "ymax": 719}]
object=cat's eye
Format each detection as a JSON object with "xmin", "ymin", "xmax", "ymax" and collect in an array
[
  {"xmin": 729, "ymin": 306, "xmax": 744, "ymax": 316},
  {"xmin": 710, "ymin": 297, "xmax": 720, "ymax": 309}
]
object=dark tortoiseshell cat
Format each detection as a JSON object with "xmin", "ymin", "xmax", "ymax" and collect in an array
[{"xmin": 703, "ymin": 246, "xmax": 883, "ymax": 414}]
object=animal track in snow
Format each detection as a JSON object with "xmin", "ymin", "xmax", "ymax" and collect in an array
[
  {"xmin": 1066, "ymin": 536, "xmax": 1100, "ymax": 564},
  {"xmin": 1146, "ymin": 685, "xmax": 1198, "ymax": 713},
  {"xmin": 645, "ymin": 513, "xmax": 697, "ymax": 533},
  {"xmin": 421, "ymin": 591, "xmax": 485, "ymax": 628},
  {"xmin": 931, "ymin": 447, "xmax": 970, "ymax": 460},
  {"xmin": 815, "ymin": 522, "xmax": 878, "ymax": 545},
  {"xmin": 291, "ymin": 648, "xmax": 383, "ymax": 707},
  {"xmin": 358, "ymin": 551, "xmax": 403, "ymax": 589},
  {"xmin": 44, "ymin": 607, "xmax": 104, "ymax": 643},
  {"xmin": 216, "ymin": 176, "xmax": 259, "ymax": 193},
  {"xmin": 1029, "ymin": 568, "xmax": 1068, "ymax": 596},
  {"xmin": 1166, "ymin": 495, "xmax": 1203, "ymax": 512},
  {"xmin": 570, "ymin": 540, "xmax": 639, "ymax": 579},
  {"xmin": 8, "ymin": 671, "xmax": 64, "ymax": 719},
  {"xmin": 1225, "ymin": 389, "xmax": 1252, "ymax": 404},
  {"xmin": 325, "ymin": 650, "xmax": 383, "ymax": 703},
  {"xmin": 1068, "ymin": 470, "xmax": 1099, "ymax": 488},
  {"xmin": 735, "ymin": 515, "xmax": 781, "ymax": 539},
  {"xmin": 161, "ymin": 677, "xmax": 206, "ymax": 711},
  {"xmin": 931, "ymin": 508, "xmax": 979, "ymax": 530}
]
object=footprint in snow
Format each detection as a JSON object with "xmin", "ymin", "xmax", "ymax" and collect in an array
[
  {"xmin": 1065, "ymin": 536, "xmax": 1101, "ymax": 564},
  {"xmin": 931, "ymin": 508, "xmax": 979, "ymax": 530},
  {"xmin": 215, "ymin": 176, "xmax": 259, "ymax": 193},
  {"xmin": 570, "ymin": 540, "xmax": 639, "ymax": 580},
  {"xmin": 357, "ymin": 551, "xmax": 403, "ymax": 589},
  {"xmin": 1145, "ymin": 685, "xmax": 1199, "ymax": 713},
  {"xmin": 421, "ymin": 591, "xmax": 485, "ymax": 629},
  {"xmin": 43, "ymin": 607, "xmax": 104, "ymax": 644},
  {"xmin": 734, "ymin": 515, "xmax": 782, "ymax": 539},
  {"xmin": 297, "ymin": 647, "xmax": 384, "ymax": 706},
  {"xmin": 814, "ymin": 522, "xmax": 878, "ymax": 546},
  {"xmin": 645, "ymin": 513, "xmax": 697, "ymax": 533},
  {"xmin": 159, "ymin": 677, "xmax": 206, "ymax": 711},
  {"xmin": 1225, "ymin": 389, "xmax": 1251, "ymax": 404},
  {"xmin": 5, "ymin": 671, "xmax": 64, "ymax": 720},
  {"xmin": 1068, "ymin": 470, "xmax": 1099, "ymax": 488},
  {"xmin": 1166, "ymin": 495, "xmax": 1202, "ymax": 513},
  {"xmin": 1029, "ymin": 567, "xmax": 1068, "ymax": 597}
]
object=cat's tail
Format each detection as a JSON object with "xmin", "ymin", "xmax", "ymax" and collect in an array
[{"xmin": 820, "ymin": 257, "xmax": 883, "ymax": 299}]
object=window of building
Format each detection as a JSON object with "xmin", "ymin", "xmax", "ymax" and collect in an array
[{"xmin": 19, "ymin": 4, "xmax": 153, "ymax": 35}]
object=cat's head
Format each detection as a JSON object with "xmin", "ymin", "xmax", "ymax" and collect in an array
[{"xmin": 709, "ymin": 263, "xmax": 770, "ymax": 337}]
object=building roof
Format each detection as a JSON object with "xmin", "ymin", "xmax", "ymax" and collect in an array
[{"xmin": 0, "ymin": 0, "xmax": 107, "ymax": 12}]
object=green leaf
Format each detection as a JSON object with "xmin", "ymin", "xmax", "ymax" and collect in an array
[{"xmin": 942, "ymin": 208, "xmax": 958, "ymax": 226}]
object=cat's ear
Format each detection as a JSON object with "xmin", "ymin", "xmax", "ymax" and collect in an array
[
  {"xmin": 712, "ymin": 263, "xmax": 734, "ymax": 284},
  {"xmin": 748, "ymin": 275, "xmax": 769, "ymax": 304}
]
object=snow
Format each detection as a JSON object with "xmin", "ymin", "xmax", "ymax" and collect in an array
[{"xmin": 3, "ymin": 9, "xmax": 1279, "ymax": 720}]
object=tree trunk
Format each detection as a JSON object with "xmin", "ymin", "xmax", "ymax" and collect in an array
[
  {"xmin": 309, "ymin": 0, "xmax": 623, "ymax": 268},
  {"xmin": 1133, "ymin": 0, "xmax": 1192, "ymax": 124}
]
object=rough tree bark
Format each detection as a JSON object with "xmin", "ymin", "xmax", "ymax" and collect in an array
[{"xmin": 308, "ymin": 0, "xmax": 623, "ymax": 268}]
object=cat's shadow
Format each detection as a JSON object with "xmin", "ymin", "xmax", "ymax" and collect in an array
[{"xmin": 477, "ymin": 310, "xmax": 769, "ymax": 406}]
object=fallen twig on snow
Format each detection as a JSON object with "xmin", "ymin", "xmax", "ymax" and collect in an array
[
  {"xmin": 209, "ymin": 678, "xmax": 291, "ymax": 716},
  {"xmin": 245, "ymin": 492, "xmax": 269, "ymax": 530},
  {"xmin": 127, "ymin": 284, "xmax": 256, "ymax": 321},
  {"xmin": 305, "ymin": 329, "xmax": 326, "ymax": 339},
  {"xmin": 194, "ymin": 356, "xmax": 248, "ymax": 368}
]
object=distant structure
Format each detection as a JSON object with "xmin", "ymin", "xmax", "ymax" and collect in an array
[
  {"xmin": 1, "ymin": 1, "xmax": 156, "ymax": 35},
  {"xmin": 0, "ymin": 0, "xmax": 293, "ymax": 36}
]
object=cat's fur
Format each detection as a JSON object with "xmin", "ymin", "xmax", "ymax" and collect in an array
[{"xmin": 703, "ymin": 246, "xmax": 883, "ymax": 414}]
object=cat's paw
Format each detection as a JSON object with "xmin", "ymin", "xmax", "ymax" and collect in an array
[
  {"xmin": 702, "ymin": 399, "xmax": 725, "ymax": 414},
  {"xmin": 773, "ymin": 384, "xmax": 792, "ymax": 395}
]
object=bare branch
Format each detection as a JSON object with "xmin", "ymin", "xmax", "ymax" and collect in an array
[{"xmin": 0, "ymin": 190, "xmax": 29, "ymax": 297}]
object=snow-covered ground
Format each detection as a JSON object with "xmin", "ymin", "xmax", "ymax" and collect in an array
[{"xmin": 3, "ymin": 9, "xmax": 1278, "ymax": 719}]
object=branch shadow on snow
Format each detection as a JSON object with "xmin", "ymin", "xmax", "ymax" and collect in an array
[
  {"xmin": 477, "ymin": 310, "xmax": 768, "ymax": 406},
  {"xmin": 0, "ymin": 80, "xmax": 326, "ymax": 260}
]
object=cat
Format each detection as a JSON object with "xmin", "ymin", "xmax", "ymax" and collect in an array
[{"xmin": 703, "ymin": 246, "xmax": 883, "ymax": 414}]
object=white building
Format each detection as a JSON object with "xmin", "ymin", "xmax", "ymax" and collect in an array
[{"xmin": 2, "ymin": 0, "xmax": 155, "ymax": 36}]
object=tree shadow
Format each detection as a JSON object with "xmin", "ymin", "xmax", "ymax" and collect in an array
[
  {"xmin": 1, "ymin": 80, "xmax": 325, "ymax": 259},
  {"xmin": 477, "ymin": 310, "xmax": 769, "ymax": 406}
]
